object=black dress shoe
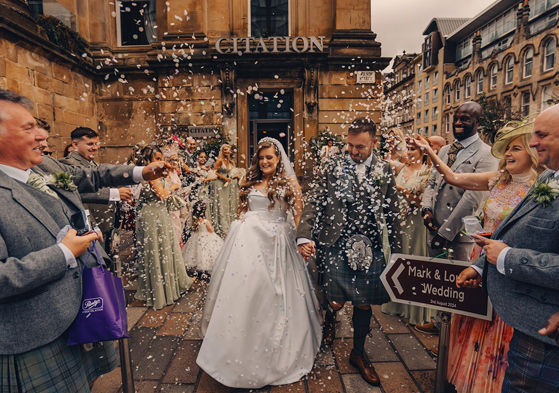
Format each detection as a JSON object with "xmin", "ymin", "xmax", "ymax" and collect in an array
[{"xmin": 349, "ymin": 351, "xmax": 380, "ymax": 386}]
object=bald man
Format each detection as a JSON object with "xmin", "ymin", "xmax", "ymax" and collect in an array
[{"xmin": 427, "ymin": 135, "xmax": 446, "ymax": 154}]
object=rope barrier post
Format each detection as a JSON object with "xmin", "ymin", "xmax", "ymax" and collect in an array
[{"xmin": 434, "ymin": 248, "xmax": 454, "ymax": 393}]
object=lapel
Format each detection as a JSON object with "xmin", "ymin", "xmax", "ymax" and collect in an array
[
  {"xmin": 70, "ymin": 152, "xmax": 95, "ymax": 167},
  {"xmin": 451, "ymin": 138, "xmax": 479, "ymax": 170},
  {"xmin": 493, "ymin": 169, "xmax": 555, "ymax": 238},
  {"xmin": 0, "ymin": 171, "xmax": 61, "ymax": 238},
  {"xmin": 33, "ymin": 164, "xmax": 84, "ymax": 211}
]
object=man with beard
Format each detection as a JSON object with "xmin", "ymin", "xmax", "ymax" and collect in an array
[{"xmin": 416, "ymin": 101, "xmax": 498, "ymax": 336}]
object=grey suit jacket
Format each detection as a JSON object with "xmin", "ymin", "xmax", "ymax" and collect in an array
[
  {"xmin": 421, "ymin": 137, "xmax": 498, "ymax": 243},
  {"xmin": 297, "ymin": 154, "xmax": 402, "ymax": 252},
  {"xmin": 0, "ymin": 156, "xmax": 137, "ymax": 354},
  {"xmin": 473, "ymin": 169, "xmax": 559, "ymax": 346},
  {"xmin": 59, "ymin": 152, "xmax": 115, "ymax": 234}
]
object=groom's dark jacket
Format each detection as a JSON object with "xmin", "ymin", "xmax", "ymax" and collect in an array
[
  {"xmin": 0, "ymin": 156, "xmax": 136, "ymax": 354},
  {"xmin": 298, "ymin": 153, "xmax": 402, "ymax": 252}
]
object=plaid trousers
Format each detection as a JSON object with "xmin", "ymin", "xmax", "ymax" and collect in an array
[
  {"xmin": 502, "ymin": 330, "xmax": 559, "ymax": 393},
  {"xmin": 0, "ymin": 333, "xmax": 117, "ymax": 393}
]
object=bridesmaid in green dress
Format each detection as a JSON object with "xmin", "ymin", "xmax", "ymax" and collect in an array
[
  {"xmin": 134, "ymin": 146, "xmax": 193, "ymax": 309},
  {"xmin": 382, "ymin": 143, "xmax": 437, "ymax": 326},
  {"xmin": 209, "ymin": 144, "xmax": 240, "ymax": 235}
]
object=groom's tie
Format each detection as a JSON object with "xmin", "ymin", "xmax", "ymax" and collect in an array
[{"xmin": 27, "ymin": 171, "xmax": 60, "ymax": 199}]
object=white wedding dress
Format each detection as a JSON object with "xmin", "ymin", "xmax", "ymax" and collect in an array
[{"xmin": 197, "ymin": 189, "xmax": 322, "ymax": 388}]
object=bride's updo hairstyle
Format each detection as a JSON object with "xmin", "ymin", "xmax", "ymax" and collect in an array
[{"xmin": 237, "ymin": 140, "xmax": 295, "ymax": 215}]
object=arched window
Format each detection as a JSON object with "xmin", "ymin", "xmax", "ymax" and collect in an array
[
  {"xmin": 544, "ymin": 39, "xmax": 556, "ymax": 71},
  {"xmin": 465, "ymin": 75, "xmax": 472, "ymax": 98},
  {"xmin": 524, "ymin": 48, "xmax": 533, "ymax": 78},
  {"xmin": 454, "ymin": 80, "xmax": 461, "ymax": 101},
  {"xmin": 505, "ymin": 57, "xmax": 514, "ymax": 84},
  {"xmin": 445, "ymin": 85, "xmax": 451, "ymax": 104},
  {"xmin": 490, "ymin": 64, "xmax": 498, "ymax": 89},
  {"xmin": 476, "ymin": 70, "xmax": 484, "ymax": 94}
]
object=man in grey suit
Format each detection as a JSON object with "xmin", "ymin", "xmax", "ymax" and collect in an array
[
  {"xmin": 0, "ymin": 89, "xmax": 169, "ymax": 392},
  {"xmin": 459, "ymin": 105, "xmax": 559, "ymax": 392},
  {"xmin": 297, "ymin": 117, "xmax": 402, "ymax": 387},
  {"xmin": 416, "ymin": 102, "xmax": 498, "ymax": 335},
  {"xmin": 59, "ymin": 127, "xmax": 134, "ymax": 251}
]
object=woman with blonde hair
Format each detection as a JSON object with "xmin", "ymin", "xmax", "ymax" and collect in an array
[
  {"xmin": 197, "ymin": 138, "xmax": 322, "ymax": 389},
  {"xmin": 412, "ymin": 120, "xmax": 543, "ymax": 392},
  {"xmin": 384, "ymin": 128, "xmax": 407, "ymax": 162}
]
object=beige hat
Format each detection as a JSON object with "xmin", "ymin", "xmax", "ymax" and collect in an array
[{"xmin": 491, "ymin": 120, "xmax": 534, "ymax": 159}]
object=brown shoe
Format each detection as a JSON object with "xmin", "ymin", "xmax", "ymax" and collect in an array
[
  {"xmin": 323, "ymin": 318, "xmax": 336, "ymax": 346},
  {"xmin": 349, "ymin": 351, "xmax": 380, "ymax": 386},
  {"xmin": 430, "ymin": 346, "xmax": 438, "ymax": 357},
  {"xmin": 414, "ymin": 322, "xmax": 439, "ymax": 335}
]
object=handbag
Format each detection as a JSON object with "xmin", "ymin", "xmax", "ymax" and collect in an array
[{"xmin": 67, "ymin": 242, "xmax": 129, "ymax": 345}]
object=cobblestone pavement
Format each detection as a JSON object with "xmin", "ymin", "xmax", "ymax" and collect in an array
[{"xmin": 92, "ymin": 232, "xmax": 438, "ymax": 393}]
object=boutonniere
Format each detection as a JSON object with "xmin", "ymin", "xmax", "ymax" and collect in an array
[
  {"xmin": 529, "ymin": 177, "xmax": 559, "ymax": 207},
  {"xmin": 369, "ymin": 164, "xmax": 385, "ymax": 187},
  {"xmin": 46, "ymin": 172, "xmax": 78, "ymax": 191}
]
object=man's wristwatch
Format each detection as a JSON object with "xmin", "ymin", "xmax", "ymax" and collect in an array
[{"xmin": 421, "ymin": 207, "xmax": 432, "ymax": 216}]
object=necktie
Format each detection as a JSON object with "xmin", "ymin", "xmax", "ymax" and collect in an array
[
  {"xmin": 27, "ymin": 172, "xmax": 59, "ymax": 199},
  {"xmin": 447, "ymin": 141, "xmax": 464, "ymax": 168},
  {"xmin": 355, "ymin": 163, "xmax": 367, "ymax": 183}
]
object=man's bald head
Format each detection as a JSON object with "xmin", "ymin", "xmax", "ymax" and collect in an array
[
  {"xmin": 427, "ymin": 136, "xmax": 446, "ymax": 154},
  {"xmin": 530, "ymin": 104, "xmax": 559, "ymax": 170}
]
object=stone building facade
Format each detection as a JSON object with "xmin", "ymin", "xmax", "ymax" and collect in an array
[{"xmin": 1, "ymin": 0, "xmax": 390, "ymax": 176}]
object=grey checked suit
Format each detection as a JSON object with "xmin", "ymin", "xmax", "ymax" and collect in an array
[
  {"xmin": 0, "ymin": 156, "xmax": 137, "ymax": 354},
  {"xmin": 473, "ymin": 169, "xmax": 559, "ymax": 346}
]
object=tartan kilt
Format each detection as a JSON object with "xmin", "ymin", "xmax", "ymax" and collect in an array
[
  {"xmin": 1, "ymin": 333, "xmax": 118, "ymax": 393},
  {"xmin": 319, "ymin": 242, "xmax": 389, "ymax": 307}
]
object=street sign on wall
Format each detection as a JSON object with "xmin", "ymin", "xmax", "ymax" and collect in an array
[
  {"xmin": 356, "ymin": 71, "xmax": 378, "ymax": 84},
  {"xmin": 381, "ymin": 254, "xmax": 493, "ymax": 321}
]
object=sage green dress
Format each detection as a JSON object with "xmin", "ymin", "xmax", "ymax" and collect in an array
[
  {"xmin": 209, "ymin": 163, "xmax": 239, "ymax": 235},
  {"xmin": 135, "ymin": 181, "xmax": 192, "ymax": 309},
  {"xmin": 381, "ymin": 165, "xmax": 437, "ymax": 325}
]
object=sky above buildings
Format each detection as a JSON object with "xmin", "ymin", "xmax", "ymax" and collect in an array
[{"xmin": 372, "ymin": 0, "xmax": 494, "ymax": 70}]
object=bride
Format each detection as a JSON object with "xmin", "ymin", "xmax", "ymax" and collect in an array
[{"xmin": 197, "ymin": 138, "xmax": 322, "ymax": 389}]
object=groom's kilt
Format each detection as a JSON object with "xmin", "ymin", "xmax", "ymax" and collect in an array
[{"xmin": 319, "ymin": 242, "xmax": 389, "ymax": 306}]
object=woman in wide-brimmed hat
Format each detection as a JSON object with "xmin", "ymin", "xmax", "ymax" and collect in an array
[{"xmin": 412, "ymin": 120, "xmax": 544, "ymax": 393}]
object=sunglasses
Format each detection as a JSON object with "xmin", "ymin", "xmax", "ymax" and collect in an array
[{"xmin": 43, "ymin": 151, "xmax": 53, "ymax": 156}]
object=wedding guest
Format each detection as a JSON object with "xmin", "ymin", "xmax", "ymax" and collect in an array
[
  {"xmin": 384, "ymin": 128, "xmax": 406, "ymax": 162},
  {"xmin": 320, "ymin": 139, "xmax": 338, "ymax": 163},
  {"xmin": 382, "ymin": 143, "xmax": 436, "ymax": 326},
  {"xmin": 192, "ymin": 151, "xmax": 217, "ymax": 202},
  {"xmin": 162, "ymin": 144, "xmax": 190, "ymax": 243},
  {"xmin": 426, "ymin": 135, "xmax": 446, "ymax": 166},
  {"xmin": 414, "ymin": 120, "xmax": 542, "ymax": 392},
  {"xmin": 209, "ymin": 144, "xmax": 239, "ymax": 235},
  {"xmin": 134, "ymin": 146, "xmax": 193, "ymax": 310},
  {"xmin": 182, "ymin": 201, "xmax": 223, "ymax": 276},
  {"xmin": 0, "ymin": 89, "xmax": 170, "ymax": 392},
  {"xmin": 458, "ymin": 105, "xmax": 559, "ymax": 391},
  {"xmin": 63, "ymin": 143, "xmax": 73, "ymax": 157},
  {"xmin": 416, "ymin": 102, "xmax": 498, "ymax": 337},
  {"xmin": 198, "ymin": 138, "xmax": 322, "ymax": 388}
]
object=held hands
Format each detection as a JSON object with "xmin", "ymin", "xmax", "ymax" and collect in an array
[
  {"xmin": 456, "ymin": 267, "xmax": 482, "ymax": 289},
  {"xmin": 423, "ymin": 210, "xmax": 438, "ymax": 231},
  {"xmin": 472, "ymin": 234, "xmax": 508, "ymax": 265},
  {"xmin": 297, "ymin": 241, "xmax": 316, "ymax": 261},
  {"xmin": 142, "ymin": 161, "xmax": 173, "ymax": 181},
  {"xmin": 539, "ymin": 310, "xmax": 559, "ymax": 345},
  {"xmin": 61, "ymin": 229, "xmax": 101, "ymax": 258},
  {"xmin": 118, "ymin": 187, "xmax": 134, "ymax": 202}
]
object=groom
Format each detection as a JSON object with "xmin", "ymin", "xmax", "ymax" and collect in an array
[{"xmin": 297, "ymin": 117, "xmax": 402, "ymax": 386}]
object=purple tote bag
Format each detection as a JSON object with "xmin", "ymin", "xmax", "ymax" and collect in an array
[{"xmin": 68, "ymin": 242, "xmax": 129, "ymax": 345}]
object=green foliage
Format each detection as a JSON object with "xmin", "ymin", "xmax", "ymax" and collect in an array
[
  {"xmin": 475, "ymin": 93, "xmax": 522, "ymax": 144},
  {"xmin": 35, "ymin": 15, "xmax": 90, "ymax": 62},
  {"xmin": 530, "ymin": 178, "xmax": 559, "ymax": 207}
]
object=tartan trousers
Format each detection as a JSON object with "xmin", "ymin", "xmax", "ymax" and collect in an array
[{"xmin": 502, "ymin": 330, "xmax": 559, "ymax": 392}]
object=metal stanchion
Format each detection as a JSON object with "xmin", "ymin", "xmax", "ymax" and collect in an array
[
  {"xmin": 114, "ymin": 254, "xmax": 135, "ymax": 393},
  {"xmin": 434, "ymin": 311, "xmax": 452, "ymax": 393}
]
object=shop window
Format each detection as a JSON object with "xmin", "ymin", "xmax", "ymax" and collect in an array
[
  {"xmin": 524, "ymin": 48, "xmax": 533, "ymax": 78},
  {"xmin": 117, "ymin": 0, "xmax": 156, "ymax": 46},
  {"xmin": 490, "ymin": 65, "xmax": 498, "ymax": 89},
  {"xmin": 250, "ymin": 0, "xmax": 289, "ymax": 38},
  {"xmin": 505, "ymin": 57, "xmax": 514, "ymax": 84},
  {"xmin": 544, "ymin": 39, "xmax": 556, "ymax": 71}
]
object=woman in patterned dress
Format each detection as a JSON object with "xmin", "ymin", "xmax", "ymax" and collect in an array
[{"xmin": 412, "ymin": 121, "xmax": 543, "ymax": 392}]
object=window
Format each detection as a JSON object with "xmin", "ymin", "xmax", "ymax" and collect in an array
[
  {"xmin": 504, "ymin": 95, "xmax": 512, "ymax": 119},
  {"xmin": 445, "ymin": 113, "xmax": 451, "ymax": 133},
  {"xmin": 454, "ymin": 80, "xmax": 461, "ymax": 101},
  {"xmin": 117, "ymin": 0, "xmax": 156, "ymax": 46},
  {"xmin": 425, "ymin": 92, "xmax": 430, "ymax": 105},
  {"xmin": 477, "ymin": 71, "xmax": 484, "ymax": 94},
  {"xmin": 545, "ymin": 39, "xmax": 556, "ymax": 71},
  {"xmin": 425, "ymin": 76, "xmax": 430, "ymax": 88},
  {"xmin": 524, "ymin": 48, "xmax": 533, "ymax": 78},
  {"xmin": 417, "ymin": 96, "xmax": 422, "ymax": 109},
  {"xmin": 433, "ymin": 71, "xmax": 439, "ymax": 85},
  {"xmin": 433, "ymin": 89, "xmax": 438, "ymax": 103},
  {"xmin": 251, "ymin": 0, "xmax": 289, "ymax": 37},
  {"xmin": 417, "ymin": 64, "xmax": 422, "ymax": 77},
  {"xmin": 522, "ymin": 91, "xmax": 531, "ymax": 117},
  {"xmin": 490, "ymin": 65, "xmax": 498, "ymax": 89},
  {"xmin": 432, "ymin": 124, "xmax": 438, "ymax": 136},
  {"xmin": 425, "ymin": 109, "xmax": 429, "ymax": 121},
  {"xmin": 29, "ymin": 0, "xmax": 77, "ymax": 30},
  {"xmin": 465, "ymin": 75, "xmax": 472, "ymax": 98},
  {"xmin": 445, "ymin": 85, "xmax": 451, "ymax": 104},
  {"xmin": 417, "ymin": 112, "xmax": 422, "ymax": 124},
  {"xmin": 418, "ymin": 80, "xmax": 422, "ymax": 93},
  {"xmin": 542, "ymin": 85, "xmax": 553, "ymax": 110},
  {"xmin": 506, "ymin": 57, "xmax": 514, "ymax": 84},
  {"xmin": 433, "ymin": 107, "xmax": 438, "ymax": 121}
]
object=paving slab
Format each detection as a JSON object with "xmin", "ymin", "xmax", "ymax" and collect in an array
[
  {"xmin": 173, "ymin": 286, "xmax": 206, "ymax": 313},
  {"xmin": 158, "ymin": 313, "xmax": 193, "ymax": 336},
  {"xmin": 183, "ymin": 309, "xmax": 203, "ymax": 340},
  {"xmin": 138, "ymin": 305, "xmax": 175, "ymax": 328},
  {"xmin": 162, "ymin": 340, "xmax": 201, "ymax": 384},
  {"xmin": 307, "ymin": 366, "xmax": 344, "ymax": 393},
  {"xmin": 159, "ymin": 384, "xmax": 195, "ymax": 393},
  {"xmin": 269, "ymin": 380, "xmax": 307, "ymax": 392},
  {"xmin": 365, "ymin": 328, "xmax": 400, "ymax": 363},
  {"xmin": 134, "ymin": 336, "xmax": 181, "ymax": 380},
  {"xmin": 127, "ymin": 306, "xmax": 149, "ymax": 329},
  {"xmin": 371, "ymin": 305, "xmax": 411, "ymax": 334},
  {"xmin": 373, "ymin": 362, "xmax": 420, "ymax": 393},
  {"xmin": 411, "ymin": 370, "xmax": 436, "ymax": 393},
  {"xmin": 129, "ymin": 327, "xmax": 158, "ymax": 365},
  {"xmin": 341, "ymin": 374, "xmax": 382, "ymax": 393},
  {"xmin": 387, "ymin": 334, "xmax": 436, "ymax": 371},
  {"xmin": 315, "ymin": 347, "xmax": 336, "ymax": 367},
  {"xmin": 196, "ymin": 371, "xmax": 230, "ymax": 393},
  {"xmin": 91, "ymin": 366, "xmax": 122, "ymax": 393}
]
